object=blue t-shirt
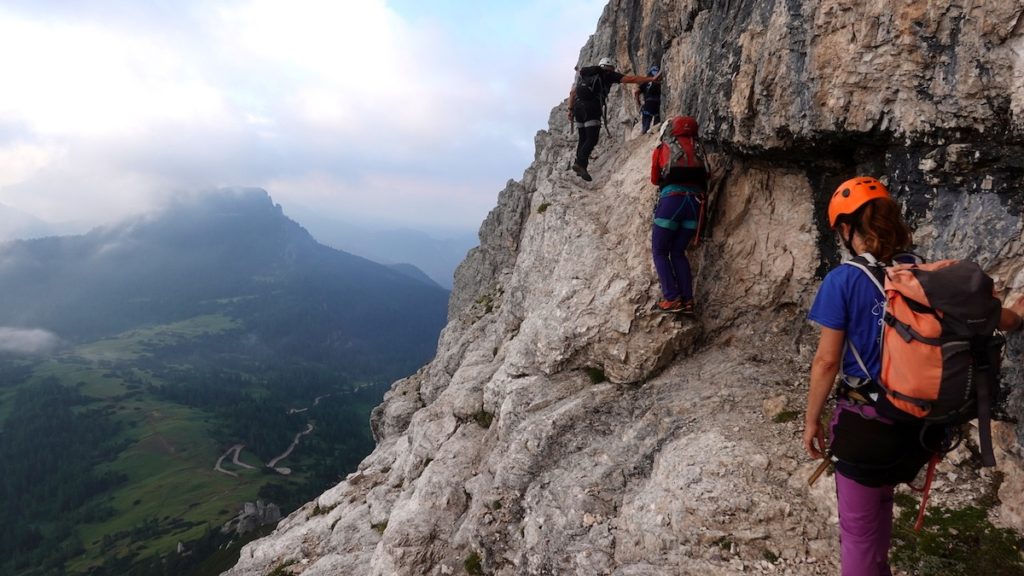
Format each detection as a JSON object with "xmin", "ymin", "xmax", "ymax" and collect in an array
[{"xmin": 808, "ymin": 264, "xmax": 886, "ymax": 381}]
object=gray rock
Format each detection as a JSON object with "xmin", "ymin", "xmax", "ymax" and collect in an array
[
  {"xmin": 224, "ymin": 1, "xmax": 1024, "ymax": 575},
  {"xmin": 221, "ymin": 500, "xmax": 282, "ymax": 537}
]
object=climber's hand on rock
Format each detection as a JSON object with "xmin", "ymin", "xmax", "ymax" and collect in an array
[
  {"xmin": 1009, "ymin": 296, "xmax": 1024, "ymax": 320},
  {"xmin": 998, "ymin": 296, "xmax": 1024, "ymax": 332}
]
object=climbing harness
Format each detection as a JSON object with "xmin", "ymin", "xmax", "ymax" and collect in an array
[{"xmin": 654, "ymin": 184, "xmax": 702, "ymax": 231}]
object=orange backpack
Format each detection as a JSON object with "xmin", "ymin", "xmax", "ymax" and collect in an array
[{"xmin": 847, "ymin": 257, "xmax": 1005, "ymax": 466}]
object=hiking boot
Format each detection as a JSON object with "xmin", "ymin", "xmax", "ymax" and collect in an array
[
  {"xmin": 656, "ymin": 299, "xmax": 683, "ymax": 312},
  {"xmin": 571, "ymin": 163, "xmax": 593, "ymax": 182},
  {"xmin": 680, "ymin": 300, "xmax": 696, "ymax": 316}
]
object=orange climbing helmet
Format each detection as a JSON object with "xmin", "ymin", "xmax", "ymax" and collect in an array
[
  {"xmin": 670, "ymin": 116, "xmax": 698, "ymax": 137},
  {"xmin": 827, "ymin": 176, "xmax": 890, "ymax": 228}
]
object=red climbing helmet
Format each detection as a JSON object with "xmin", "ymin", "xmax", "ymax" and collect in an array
[
  {"xmin": 828, "ymin": 176, "xmax": 891, "ymax": 228},
  {"xmin": 670, "ymin": 116, "xmax": 698, "ymax": 137}
]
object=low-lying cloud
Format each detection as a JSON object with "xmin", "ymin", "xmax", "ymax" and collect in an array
[{"xmin": 0, "ymin": 327, "xmax": 60, "ymax": 354}]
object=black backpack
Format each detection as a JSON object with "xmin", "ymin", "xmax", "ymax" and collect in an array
[
  {"xmin": 575, "ymin": 68, "xmax": 606, "ymax": 104},
  {"xmin": 640, "ymin": 81, "xmax": 661, "ymax": 102}
]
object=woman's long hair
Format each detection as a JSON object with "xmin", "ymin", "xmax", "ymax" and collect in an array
[{"xmin": 837, "ymin": 197, "xmax": 913, "ymax": 263}]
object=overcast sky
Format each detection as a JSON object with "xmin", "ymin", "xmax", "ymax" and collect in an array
[{"xmin": 0, "ymin": 0, "xmax": 606, "ymax": 233}]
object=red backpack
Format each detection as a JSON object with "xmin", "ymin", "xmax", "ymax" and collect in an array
[
  {"xmin": 847, "ymin": 256, "xmax": 1005, "ymax": 466},
  {"xmin": 656, "ymin": 130, "xmax": 704, "ymax": 182}
]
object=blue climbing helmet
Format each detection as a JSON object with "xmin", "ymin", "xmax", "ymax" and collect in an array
[{"xmin": 648, "ymin": 65, "xmax": 660, "ymax": 75}]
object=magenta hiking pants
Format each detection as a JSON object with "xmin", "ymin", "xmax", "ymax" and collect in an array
[
  {"xmin": 832, "ymin": 400, "xmax": 895, "ymax": 576},
  {"xmin": 835, "ymin": 472, "xmax": 894, "ymax": 576}
]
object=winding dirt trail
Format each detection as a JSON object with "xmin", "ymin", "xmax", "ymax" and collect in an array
[
  {"xmin": 214, "ymin": 444, "xmax": 246, "ymax": 477},
  {"xmin": 287, "ymin": 394, "xmax": 331, "ymax": 414},
  {"xmin": 232, "ymin": 445, "xmax": 257, "ymax": 469},
  {"xmin": 214, "ymin": 395, "xmax": 328, "ymax": 477},
  {"xmin": 267, "ymin": 423, "xmax": 315, "ymax": 473}
]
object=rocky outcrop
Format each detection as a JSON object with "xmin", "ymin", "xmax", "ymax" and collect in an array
[
  {"xmin": 222, "ymin": 501, "xmax": 282, "ymax": 537},
  {"xmin": 225, "ymin": 1, "xmax": 1024, "ymax": 575}
]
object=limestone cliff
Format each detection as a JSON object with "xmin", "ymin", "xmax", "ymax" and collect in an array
[{"xmin": 225, "ymin": 1, "xmax": 1024, "ymax": 574}]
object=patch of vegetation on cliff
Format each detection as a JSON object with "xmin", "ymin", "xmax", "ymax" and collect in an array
[
  {"xmin": 267, "ymin": 558, "xmax": 297, "ymax": 576},
  {"xmin": 891, "ymin": 484, "xmax": 1024, "ymax": 576},
  {"xmin": 583, "ymin": 367, "xmax": 607, "ymax": 384},
  {"xmin": 473, "ymin": 409, "xmax": 495, "ymax": 429},
  {"xmin": 772, "ymin": 410, "xmax": 800, "ymax": 424},
  {"xmin": 464, "ymin": 551, "xmax": 484, "ymax": 575}
]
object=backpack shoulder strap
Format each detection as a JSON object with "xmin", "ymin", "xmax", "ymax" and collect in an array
[
  {"xmin": 587, "ymin": 70, "xmax": 603, "ymax": 95},
  {"xmin": 843, "ymin": 339, "xmax": 874, "ymax": 386},
  {"xmin": 843, "ymin": 253, "xmax": 886, "ymax": 296},
  {"xmin": 838, "ymin": 253, "xmax": 888, "ymax": 389},
  {"xmin": 576, "ymin": 69, "xmax": 602, "ymax": 96}
]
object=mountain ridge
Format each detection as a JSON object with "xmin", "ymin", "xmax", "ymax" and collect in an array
[{"xmin": 0, "ymin": 187, "xmax": 450, "ymax": 380}]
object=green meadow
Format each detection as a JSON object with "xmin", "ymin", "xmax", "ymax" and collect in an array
[{"xmin": 2, "ymin": 313, "xmax": 363, "ymax": 575}]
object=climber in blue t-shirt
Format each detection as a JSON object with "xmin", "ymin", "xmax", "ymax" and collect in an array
[{"xmin": 803, "ymin": 176, "xmax": 1024, "ymax": 576}]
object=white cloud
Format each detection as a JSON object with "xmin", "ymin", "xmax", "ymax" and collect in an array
[
  {"xmin": 0, "ymin": 327, "xmax": 59, "ymax": 354},
  {"xmin": 209, "ymin": 0, "xmax": 465, "ymax": 141},
  {"xmin": 0, "ymin": 142, "xmax": 65, "ymax": 189},
  {"xmin": 0, "ymin": 15, "xmax": 225, "ymax": 138},
  {"xmin": 214, "ymin": 0, "xmax": 406, "ymax": 75},
  {"xmin": 0, "ymin": 1, "xmax": 606, "ymax": 231}
]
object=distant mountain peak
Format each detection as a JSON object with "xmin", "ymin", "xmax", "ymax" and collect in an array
[{"xmin": 0, "ymin": 201, "xmax": 51, "ymax": 242}]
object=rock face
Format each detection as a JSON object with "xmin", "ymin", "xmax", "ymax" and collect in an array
[{"xmin": 225, "ymin": 1, "xmax": 1024, "ymax": 575}]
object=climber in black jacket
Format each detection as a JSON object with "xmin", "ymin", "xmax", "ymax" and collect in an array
[{"xmin": 568, "ymin": 57, "xmax": 661, "ymax": 182}]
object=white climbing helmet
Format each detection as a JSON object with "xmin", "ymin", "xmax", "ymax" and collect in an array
[{"xmin": 598, "ymin": 57, "xmax": 615, "ymax": 69}]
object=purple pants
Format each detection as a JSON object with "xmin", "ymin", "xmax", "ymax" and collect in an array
[
  {"xmin": 835, "ymin": 474, "xmax": 894, "ymax": 576},
  {"xmin": 651, "ymin": 195, "xmax": 697, "ymax": 302},
  {"xmin": 831, "ymin": 401, "xmax": 895, "ymax": 576}
]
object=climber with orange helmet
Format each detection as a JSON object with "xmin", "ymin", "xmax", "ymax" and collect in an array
[
  {"xmin": 803, "ymin": 176, "xmax": 1024, "ymax": 575},
  {"xmin": 568, "ymin": 57, "xmax": 661, "ymax": 181},
  {"xmin": 649, "ymin": 116, "xmax": 707, "ymax": 314}
]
